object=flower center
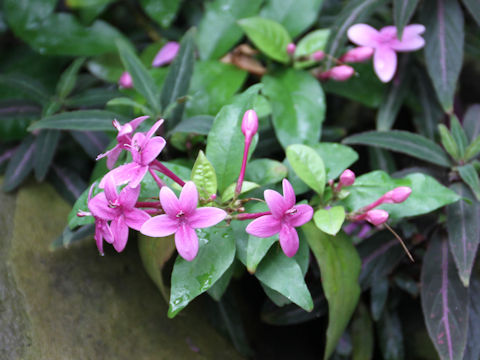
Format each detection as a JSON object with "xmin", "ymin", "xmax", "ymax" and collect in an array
[
  {"xmin": 176, "ymin": 210, "xmax": 185, "ymax": 218},
  {"xmin": 285, "ymin": 207, "xmax": 297, "ymax": 216},
  {"xmin": 108, "ymin": 200, "xmax": 119, "ymax": 208}
]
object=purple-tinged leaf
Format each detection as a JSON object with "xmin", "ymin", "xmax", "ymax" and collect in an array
[
  {"xmin": 421, "ymin": 233, "xmax": 469, "ymax": 360},
  {"xmin": 2, "ymin": 135, "xmax": 35, "ymax": 192},
  {"xmin": 49, "ymin": 164, "xmax": 87, "ymax": 204},
  {"xmin": 370, "ymin": 277, "xmax": 389, "ymax": 321},
  {"xmin": 377, "ymin": 308, "xmax": 405, "ymax": 360},
  {"xmin": 34, "ymin": 129, "xmax": 61, "ymax": 181},
  {"xmin": 463, "ymin": 104, "xmax": 480, "ymax": 142},
  {"xmin": 423, "ymin": 0, "xmax": 464, "ymax": 112},
  {"xmin": 463, "ymin": 275, "xmax": 480, "ymax": 360},
  {"xmin": 462, "ymin": 0, "xmax": 480, "ymax": 27},
  {"xmin": 414, "ymin": 70, "xmax": 443, "ymax": 140},
  {"xmin": 447, "ymin": 183, "xmax": 480, "ymax": 286},
  {"xmin": 0, "ymin": 74, "xmax": 50, "ymax": 105},
  {"xmin": 394, "ymin": 0, "xmax": 420, "ymax": 38},
  {"xmin": 70, "ymin": 130, "xmax": 109, "ymax": 159}
]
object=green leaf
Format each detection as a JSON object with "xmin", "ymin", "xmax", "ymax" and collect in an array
[
  {"xmin": 49, "ymin": 165, "xmax": 87, "ymax": 204},
  {"xmin": 302, "ymin": 223, "xmax": 361, "ymax": 360},
  {"xmin": 0, "ymin": 100, "xmax": 40, "ymax": 141},
  {"xmin": 462, "ymin": 0, "xmax": 480, "ymax": 26},
  {"xmin": 191, "ymin": 150, "xmax": 217, "ymax": 200},
  {"xmin": 170, "ymin": 115, "xmax": 214, "ymax": 135},
  {"xmin": 295, "ymin": 29, "xmax": 330, "ymax": 57},
  {"xmin": 245, "ymin": 159, "xmax": 288, "ymax": 186},
  {"xmin": 196, "ymin": 0, "xmax": 263, "ymax": 60},
  {"xmin": 415, "ymin": 70, "xmax": 442, "ymax": 140},
  {"xmin": 33, "ymin": 129, "xmax": 60, "ymax": 181},
  {"xmin": 260, "ymin": 0, "xmax": 324, "ymax": 38},
  {"xmin": 421, "ymin": 233, "xmax": 468, "ymax": 360},
  {"xmin": 341, "ymin": 171, "xmax": 460, "ymax": 219},
  {"xmin": 370, "ymin": 277, "xmax": 389, "ymax": 321},
  {"xmin": 465, "ymin": 135, "xmax": 480, "ymax": 161},
  {"xmin": 255, "ymin": 245, "xmax": 313, "ymax": 312},
  {"xmin": 262, "ymin": 69, "xmax": 325, "ymax": 148},
  {"xmin": 423, "ymin": 0, "xmax": 464, "ymax": 112},
  {"xmin": 206, "ymin": 84, "xmax": 262, "ymax": 193},
  {"xmin": 450, "ymin": 114, "xmax": 468, "ymax": 158},
  {"xmin": 0, "ymin": 74, "xmax": 50, "ymax": 105},
  {"xmin": 221, "ymin": 181, "xmax": 259, "ymax": 203},
  {"xmin": 117, "ymin": 41, "xmax": 160, "ymax": 113},
  {"xmin": 65, "ymin": 0, "xmax": 113, "ymax": 7},
  {"xmin": 352, "ymin": 301, "xmax": 374, "ymax": 360},
  {"xmin": 286, "ymin": 144, "xmax": 326, "ymax": 196},
  {"xmin": 464, "ymin": 275, "xmax": 480, "ymax": 360},
  {"xmin": 50, "ymin": 224, "xmax": 94, "ymax": 250},
  {"xmin": 56, "ymin": 57, "xmax": 85, "ymax": 100},
  {"xmin": 207, "ymin": 262, "xmax": 234, "ymax": 301},
  {"xmin": 247, "ymin": 236, "xmax": 277, "ymax": 274},
  {"xmin": 377, "ymin": 309, "xmax": 405, "ymax": 360},
  {"xmin": 313, "ymin": 143, "xmax": 358, "ymax": 180},
  {"xmin": 313, "ymin": 206, "xmax": 345, "ymax": 236},
  {"xmin": 168, "ymin": 225, "xmax": 236, "ymax": 318},
  {"xmin": 160, "ymin": 29, "xmax": 196, "ymax": 128},
  {"xmin": 438, "ymin": 124, "xmax": 459, "ymax": 160},
  {"xmin": 28, "ymin": 110, "xmax": 127, "ymax": 131},
  {"xmin": 463, "ymin": 104, "xmax": 480, "ymax": 142},
  {"xmin": 458, "ymin": 164, "xmax": 480, "ymax": 201},
  {"xmin": 87, "ymin": 54, "xmax": 124, "ymax": 83},
  {"xmin": 140, "ymin": 0, "xmax": 181, "ymax": 28},
  {"xmin": 2, "ymin": 135, "xmax": 35, "ymax": 192},
  {"xmin": 343, "ymin": 130, "xmax": 451, "ymax": 167},
  {"xmin": 393, "ymin": 0, "xmax": 419, "ymax": 38},
  {"xmin": 138, "ymin": 234, "xmax": 176, "ymax": 302},
  {"xmin": 106, "ymin": 97, "xmax": 151, "ymax": 115},
  {"xmin": 238, "ymin": 17, "xmax": 292, "ymax": 63}
]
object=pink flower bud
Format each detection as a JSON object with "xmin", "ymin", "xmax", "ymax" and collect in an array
[
  {"xmin": 339, "ymin": 169, "xmax": 355, "ymax": 187},
  {"xmin": 365, "ymin": 209, "xmax": 389, "ymax": 226},
  {"xmin": 312, "ymin": 51, "xmax": 325, "ymax": 61},
  {"xmin": 325, "ymin": 65, "xmax": 355, "ymax": 81},
  {"xmin": 241, "ymin": 109, "xmax": 258, "ymax": 140},
  {"xmin": 152, "ymin": 41, "xmax": 180, "ymax": 67},
  {"xmin": 118, "ymin": 71, "xmax": 133, "ymax": 88},
  {"xmin": 340, "ymin": 46, "xmax": 374, "ymax": 63},
  {"xmin": 286, "ymin": 43, "xmax": 296, "ymax": 55},
  {"xmin": 384, "ymin": 186, "xmax": 412, "ymax": 204}
]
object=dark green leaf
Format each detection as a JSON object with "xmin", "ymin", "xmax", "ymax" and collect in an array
[
  {"xmin": 238, "ymin": 17, "xmax": 292, "ymax": 63},
  {"xmin": 87, "ymin": 54, "xmax": 123, "ymax": 83},
  {"xmin": 170, "ymin": 115, "xmax": 214, "ymax": 135},
  {"xmin": 462, "ymin": 0, "xmax": 480, "ymax": 27},
  {"xmin": 352, "ymin": 301, "xmax": 374, "ymax": 360},
  {"xmin": 168, "ymin": 225, "xmax": 236, "ymax": 318},
  {"xmin": 421, "ymin": 233, "xmax": 469, "ymax": 360},
  {"xmin": 438, "ymin": 124, "xmax": 459, "ymax": 160},
  {"xmin": 70, "ymin": 131, "xmax": 109, "ymax": 159},
  {"xmin": 28, "ymin": 110, "xmax": 127, "ymax": 131},
  {"xmin": 2, "ymin": 135, "xmax": 35, "ymax": 192},
  {"xmin": 423, "ymin": 0, "xmax": 464, "ymax": 112},
  {"xmin": 50, "ymin": 224, "xmax": 94, "ymax": 250},
  {"xmin": 49, "ymin": 164, "xmax": 87, "ymax": 204},
  {"xmin": 207, "ymin": 262, "xmax": 234, "ymax": 301},
  {"xmin": 393, "ymin": 0, "xmax": 419, "ymax": 38},
  {"xmin": 106, "ymin": 97, "xmax": 151, "ymax": 114},
  {"xmin": 370, "ymin": 277, "xmax": 389, "ymax": 321},
  {"xmin": 160, "ymin": 29, "xmax": 195, "ymax": 128},
  {"xmin": 247, "ymin": 235, "xmax": 276, "ymax": 274},
  {"xmin": 34, "ymin": 129, "xmax": 60, "ymax": 181},
  {"xmin": 66, "ymin": 88, "xmax": 121, "ymax": 108},
  {"xmin": 303, "ymin": 223, "xmax": 361, "ymax": 360},
  {"xmin": 450, "ymin": 115, "xmax": 468, "ymax": 158},
  {"xmin": 260, "ymin": 0, "xmax": 324, "ymax": 38},
  {"xmin": 313, "ymin": 206, "xmax": 345, "ymax": 236},
  {"xmin": 245, "ymin": 159, "xmax": 288, "ymax": 186},
  {"xmin": 262, "ymin": 69, "xmax": 325, "ymax": 147},
  {"xmin": 377, "ymin": 309, "xmax": 405, "ymax": 360},
  {"xmin": 0, "ymin": 74, "xmax": 50, "ymax": 105},
  {"xmin": 286, "ymin": 144, "xmax": 326, "ymax": 196},
  {"xmin": 0, "ymin": 100, "xmax": 40, "ymax": 141},
  {"xmin": 368, "ymin": 147, "xmax": 396, "ymax": 173},
  {"xmin": 117, "ymin": 41, "xmax": 160, "ymax": 112},
  {"xmin": 463, "ymin": 104, "xmax": 480, "ymax": 142},
  {"xmin": 343, "ymin": 130, "xmax": 451, "ymax": 167},
  {"xmin": 313, "ymin": 143, "xmax": 358, "ymax": 180},
  {"xmin": 140, "ymin": 0, "xmax": 181, "ymax": 27},
  {"xmin": 206, "ymin": 84, "xmax": 261, "ymax": 192},
  {"xmin": 196, "ymin": 0, "xmax": 262, "ymax": 60},
  {"xmin": 464, "ymin": 275, "xmax": 480, "ymax": 360},
  {"xmin": 414, "ymin": 70, "xmax": 442, "ymax": 139},
  {"xmin": 190, "ymin": 150, "xmax": 217, "ymax": 200},
  {"xmin": 458, "ymin": 164, "xmax": 480, "ymax": 201},
  {"xmin": 465, "ymin": 136, "xmax": 480, "ymax": 161},
  {"xmin": 56, "ymin": 58, "xmax": 85, "ymax": 100}
]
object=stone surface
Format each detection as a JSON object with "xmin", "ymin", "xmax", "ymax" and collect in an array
[{"xmin": 0, "ymin": 181, "xmax": 243, "ymax": 360}]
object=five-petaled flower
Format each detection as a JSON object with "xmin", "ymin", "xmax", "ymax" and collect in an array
[
  {"xmin": 140, "ymin": 181, "xmax": 227, "ymax": 261},
  {"xmin": 246, "ymin": 179, "xmax": 313, "ymax": 257},
  {"xmin": 347, "ymin": 24, "xmax": 425, "ymax": 82}
]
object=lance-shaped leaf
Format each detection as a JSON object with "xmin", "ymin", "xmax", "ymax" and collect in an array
[
  {"xmin": 463, "ymin": 105, "xmax": 480, "ymax": 142},
  {"xmin": 439, "ymin": 124, "xmax": 459, "ymax": 160},
  {"xmin": 140, "ymin": 0, "xmax": 181, "ymax": 28},
  {"xmin": 343, "ymin": 130, "xmax": 451, "ymax": 167},
  {"xmin": 458, "ymin": 164, "xmax": 480, "ymax": 201},
  {"xmin": 393, "ymin": 0, "xmax": 419, "ymax": 38},
  {"xmin": 0, "ymin": 74, "xmax": 50, "ymax": 105},
  {"xmin": 50, "ymin": 224, "xmax": 95, "ymax": 250},
  {"xmin": 464, "ymin": 275, "xmax": 480, "ymax": 360},
  {"xmin": 3, "ymin": 135, "xmax": 35, "ymax": 192},
  {"xmin": 168, "ymin": 226, "xmax": 236, "ymax": 318},
  {"xmin": 49, "ymin": 164, "xmax": 87, "ymax": 204},
  {"xmin": 191, "ymin": 150, "xmax": 217, "ymax": 200},
  {"xmin": 446, "ymin": 183, "xmax": 480, "ymax": 286},
  {"xmin": 423, "ymin": 0, "xmax": 464, "ymax": 112},
  {"xmin": 450, "ymin": 115, "xmax": 468, "ymax": 158},
  {"xmin": 462, "ymin": 0, "xmax": 480, "ymax": 27},
  {"xmin": 160, "ymin": 28, "xmax": 195, "ymax": 128},
  {"xmin": 370, "ymin": 277, "xmax": 389, "ymax": 321},
  {"xmin": 286, "ymin": 144, "xmax": 326, "ymax": 197},
  {"xmin": 56, "ymin": 57, "xmax": 85, "ymax": 100},
  {"xmin": 377, "ymin": 309, "xmax": 405, "ymax": 360},
  {"xmin": 34, "ymin": 129, "xmax": 61, "ymax": 181},
  {"xmin": 303, "ymin": 223, "xmax": 361, "ymax": 360},
  {"xmin": 421, "ymin": 233, "xmax": 469, "ymax": 360},
  {"xmin": 352, "ymin": 301, "xmax": 374, "ymax": 360},
  {"xmin": 262, "ymin": 69, "xmax": 325, "ymax": 148},
  {"xmin": 70, "ymin": 130, "xmax": 110, "ymax": 159},
  {"xmin": 28, "ymin": 110, "xmax": 127, "ymax": 131},
  {"xmin": 415, "ymin": 70, "xmax": 443, "ymax": 140}
]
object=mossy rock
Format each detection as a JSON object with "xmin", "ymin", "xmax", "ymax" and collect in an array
[{"xmin": 0, "ymin": 181, "xmax": 243, "ymax": 360}]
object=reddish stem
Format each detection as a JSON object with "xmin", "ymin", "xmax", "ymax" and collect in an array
[
  {"xmin": 151, "ymin": 160, "xmax": 185, "ymax": 186},
  {"xmin": 235, "ymin": 211, "xmax": 271, "ymax": 220},
  {"xmin": 148, "ymin": 167, "xmax": 166, "ymax": 189},
  {"xmin": 136, "ymin": 201, "xmax": 162, "ymax": 208},
  {"xmin": 235, "ymin": 138, "xmax": 251, "ymax": 196}
]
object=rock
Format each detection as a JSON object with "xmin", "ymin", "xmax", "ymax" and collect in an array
[{"xmin": 0, "ymin": 181, "xmax": 243, "ymax": 360}]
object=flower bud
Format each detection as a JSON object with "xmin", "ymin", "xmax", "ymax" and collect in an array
[
  {"xmin": 286, "ymin": 43, "xmax": 296, "ymax": 55},
  {"xmin": 340, "ymin": 46, "xmax": 374, "ymax": 63},
  {"xmin": 365, "ymin": 209, "xmax": 389, "ymax": 226},
  {"xmin": 118, "ymin": 71, "xmax": 133, "ymax": 88},
  {"xmin": 312, "ymin": 51, "xmax": 325, "ymax": 61},
  {"xmin": 384, "ymin": 186, "xmax": 412, "ymax": 204},
  {"xmin": 325, "ymin": 65, "xmax": 355, "ymax": 81},
  {"xmin": 241, "ymin": 109, "xmax": 258, "ymax": 140},
  {"xmin": 152, "ymin": 41, "xmax": 180, "ymax": 67},
  {"xmin": 339, "ymin": 169, "xmax": 355, "ymax": 187}
]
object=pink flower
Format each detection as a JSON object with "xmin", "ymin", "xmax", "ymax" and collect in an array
[
  {"xmin": 152, "ymin": 41, "xmax": 180, "ymax": 67},
  {"xmin": 246, "ymin": 179, "xmax": 313, "ymax": 257},
  {"xmin": 286, "ymin": 43, "xmax": 296, "ymax": 55},
  {"xmin": 320, "ymin": 65, "xmax": 355, "ymax": 81},
  {"xmin": 96, "ymin": 116, "xmax": 149, "ymax": 169},
  {"xmin": 312, "ymin": 51, "xmax": 325, "ymax": 61},
  {"xmin": 347, "ymin": 24, "xmax": 425, "ymax": 82},
  {"xmin": 89, "ymin": 175, "xmax": 150, "ymax": 253},
  {"xmin": 99, "ymin": 119, "xmax": 166, "ymax": 188},
  {"xmin": 365, "ymin": 209, "xmax": 389, "ymax": 226},
  {"xmin": 383, "ymin": 186, "xmax": 412, "ymax": 203},
  {"xmin": 140, "ymin": 182, "xmax": 227, "ymax": 261},
  {"xmin": 241, "ymin": 109, "xmax": 258, "ymax": 141},
  {"xmin": 118, "ymin": 71, "xmax": 133, "ymax": 88},
  {"xmin": 340, "ymin": 46, "xmax": 374, "ymax": 63},
  {"xmin": 339, "ymin": 169, "xmax": 355, "ymax": 187}
]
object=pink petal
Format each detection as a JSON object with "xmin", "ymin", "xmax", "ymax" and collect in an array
[
  {"xmin": 128, "ymin": 115, "xmax": 150, "ymax": 132},
  {"xmin": 152, "ymin": 41, "xmax": 180, "ymax": 67},
  {"xmin": 282, "ymin": 179, "xmax": 296, "ymax": 208},
  {"xmin": 288, "ymin": 204, "xmax": 314, "ymax": 227},
  {"xmin": 279, "ymin": 224, "xmax": 299, "ymax": 257},
  {"xmin": 390, "ymin": 35, "xmax": 425, "ymax": 51},
  {"xmin": 140, "ymin": 214, "xmax": 178, "ymax": 237},
  {"xmin": 179, "ymin": 181, "xmax": 198, "ymax": 215},
  {"xmin": 88, "ymin": 193, "xmax": 119, "ymax": 220},
  {"xmin": 160, "ymin": 186, "xmax": 181, "ymax": 216},
  {"xmin": 373, "ymin": 46, "xmax": 397, "ymax": 83},
  {"xmin": 111, "ymin": 216, "xmax": 129, "ymax": 252},
  {"xmin": 95, "ymin": 220, "xmax": 111, "ymax": 255},
  {"xmin": 146, "ymin": 119, "xmax": 165, "ymax": 139},
  {"xmin": 402, "ymin": 24, "xmax": 426, "ymax": 37},
  {"xmin": 128, "ymin": 165, "xmax": 149, "ymax": 188},
  {"xmin": 118, "ymin": 185, "xmax": 140, "ymax": 209},
  {"xmin": 106, "ymin": 146, "xmax": 123, "ymax": 170},
  {"xmin": 103, "ymin": 174, "xmax": 118, "ymax": 203},
  {"xmin": 246, "ymin": 215, "xmax": 282, "ymax": 238},
  {"xmin": 141, "ymin": 136, "xmax": 166, "ymax": 165},
  {"xmin": 99, "ymin": 162, "xmax": 139, "ymax": 188},
  {"xmin": 124, "ymin": 208, "xmax": 150, "ymax": 230},
  {"xmin": 347, "ymin": 24, "xmax": 379, "ymax": 47},
  {"xmin": 264, "ymin": 189, "xmax": 288, "ymax": 218},
  {"xmin": 175, "ymin": 224, "xmax": 199, "ymax": 261},
  {"xmin": 188, "ymin": 207, "xmax": 227, "ymax": 229}
]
